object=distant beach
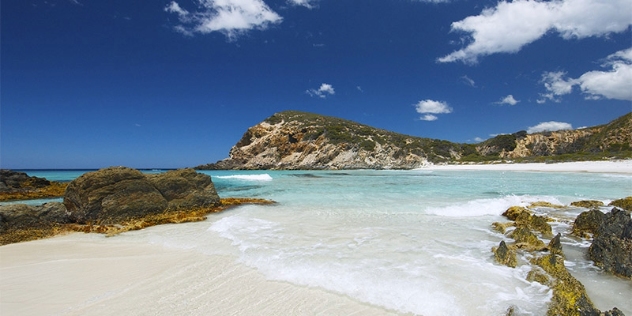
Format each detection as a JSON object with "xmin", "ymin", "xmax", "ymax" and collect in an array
[{"xmin": 420, "ymin": 160, "xmax": 632, "ymax": 174}]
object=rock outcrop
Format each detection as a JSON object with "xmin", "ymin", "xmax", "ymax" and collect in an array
[
  {"xmin": 0, "ymin": 202, "xmax": 70, "ymax": 245},
  {"xmin": 588, "ymin": 208, "xmax": 632, "ymax": 279},
  {"xmin": 0, "ymin": 170, "xmax": 67, "ymax": 201},
  {"xmin": 64, "ymin": 167, "xmax": 221, "ymax": 224}
]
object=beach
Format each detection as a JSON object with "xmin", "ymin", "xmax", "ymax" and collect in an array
[
  {"xmin": 1, "ymin": 161, "xmax": 631, "ymax": 315},
  {"xmin": 420, "ymin": 160, "xmax": 632, "ymax": 174}
]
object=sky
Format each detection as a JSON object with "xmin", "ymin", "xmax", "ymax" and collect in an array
[{"xmin": 1, "ymin": 0, "xmax": 631, "ymax": 169}]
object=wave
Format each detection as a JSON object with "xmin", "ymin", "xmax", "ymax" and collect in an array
[
  {"xmin": 424, "ymin": 195, "xmax": 563, "ymax": 217},
  {"xmin": 215, "ymin": 174, "xmax": 273, "ymax": 181}
]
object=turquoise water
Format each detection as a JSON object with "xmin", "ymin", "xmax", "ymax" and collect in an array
[{"xmin": 10, "ymin": 169, "xmax": 632, "ymax": 315}]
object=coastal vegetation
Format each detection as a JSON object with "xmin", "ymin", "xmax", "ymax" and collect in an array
[{"xmin": 197, "ymin": 111, "xmax": 631, "ymax": 170}]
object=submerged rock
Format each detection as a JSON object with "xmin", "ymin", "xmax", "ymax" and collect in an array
[
  {"xmin": 589, "ymin": 207, "xmax": 632, "ymax": 279},
  {"xmin": 571, "ymin": 200, "xmax": 605, "ymax": 209},
  {"xmin": 64, "ymin": 167, "xmax": 221, "ymax": 224},
  {"xmin": 608, "ymin": 197, "xmax": 632, "ymax": 213}
]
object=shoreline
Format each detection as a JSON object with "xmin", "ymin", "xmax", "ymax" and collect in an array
[{"xmin": 419, "ymin": 160, "xmax": 632, "ymax": 174}]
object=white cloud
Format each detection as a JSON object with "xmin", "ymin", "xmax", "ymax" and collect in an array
[
  {"xmin": 288, "ymin": 0, "xmax": 318, "ymax": 9},
  {"xmin": 415, "ymin": 99, "xmax": 452, "ymax": 121},
  {"xmin": 496, "ymin": 94, "xmax": 519, "ymax": 105},
  {"xmin": 474, "ymin": 137, "xmax": 485, "ymax": 142},
  {"xmin": 306, "ymin": 83, "xmax": 335, "ymax": 98},
  {"xmin": 164, "ymin": 0, "xmax": 282, "ymax": 40},
  {"xmin": 527, "ymin": 121, "xmax": 573, "ymax": 133},
  {"xmin": 461, "ymin": 75, "xmax": 476, "ymax": 87},
  {"xmin": 420, "ymin": 114, "xmax": 439, "ymax": 121},
  {"xmin": 540, "ymin": 48, "xmax": 632, "ymax": 102},
  {"xmin": 438, "ymin": 0, "xmax": 632, "ymax": 64}
]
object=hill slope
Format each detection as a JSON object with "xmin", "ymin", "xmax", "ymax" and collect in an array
[{"xmin": 197, "ymin": 111, "xmax": 631, "ymax": 170}]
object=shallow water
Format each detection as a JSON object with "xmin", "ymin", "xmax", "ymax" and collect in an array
[{"xmin": 11, "ymin": 169, "xmax": 632, "ymax": 315}]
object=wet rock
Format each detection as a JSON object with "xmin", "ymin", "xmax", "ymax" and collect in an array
[
  {"xmin": 601, "ymin": 308, "xmax": 626, "ymax": 316},
  {"xmin": 571, "ymin": 200, "xmax": 605, "ymax": 209},
  {"xmin": 529, "ymin": 201, "xmax": 565, "ymax": 209},
  {"xmin": 64, "ymin": 167, "xmax": 221, "ymax": 224},
  {"xmin": 493, "ymin": 240, "xmax": 518, "ymax": 268},
  {"xmin": 510, "ymin": 226, "xmax": 546, "ymax": 251},
  {"xmin": 589, "ymin": 208, "xmax": 632, "ymax": 278},
  {"xmin": 514, "ymin": 211, "xmax": 553, "ymax": 238},
  {"xmin": 572, "ymin": 209, "xmax": 605, "ymax": 238},
  {"xmin": 492, "ymin": 221, "xmax": 514, "ymax": 234},
  {"xmin": 531, "ymin": 254, "xmax": 601, "ymax": 316},
  {"xmin": 502, "ymin": 206, "xmax": 531, "ymax": 221},
  {"xmin": 548, "ymin": 233, "xmax": 564, "ymax": 258},
  {"xmin": 608, "ymin": 197, "xmax": 632, "ymax": 213}
]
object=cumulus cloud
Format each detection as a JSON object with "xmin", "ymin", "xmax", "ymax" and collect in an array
[
  {"xmin": 164, "ymin": 0, "xmax": 282, "ymax": 39},
  {"xmin": 306, "ymin": 83, "xmax": 335, "ymax": 98},
  {"xmin": 415, "ymin": 99, "xmax": 452, "ymax": 121},
  {"xmin": 496, "ymin": 94, "xmax": 519, "ymax": 105},
  {"xmin": 540, "ymin": 48, "xmax": 632, "ymax": 102},
  {"xmin": 527, "ymin": 121, "xmax": 573, "ymax": 133},
  {"xmin": 438, "ymin": 0, "xmax": 632, "ymax": 64}
]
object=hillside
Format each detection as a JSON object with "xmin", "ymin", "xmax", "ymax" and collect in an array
[{"xmin": 197, "ymin": 111, "xmax": 632, "ymax": 170}]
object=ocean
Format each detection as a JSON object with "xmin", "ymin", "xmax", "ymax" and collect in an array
[{"xmin": 6, "ymin": 169, "xmax": 632, "ymax": 315}]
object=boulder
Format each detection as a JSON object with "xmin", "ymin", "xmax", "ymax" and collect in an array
[
  {"xmin": 572, "ymin": 209, "xmax": 605, "ymax": 238},
  {"xmin": 588, "ymin": 207, "xmax": 632, "ymax": 278},
  {"xmin": 63, "ymin": 167, "xmax": 221, "ymax": 224},
  {"xmin": 148, "ymin": 169, "xmax": 220, "ymax": 210},
  {"xmin": 510, "ymin": 226, "xmax": 546, "ymax": 251}
]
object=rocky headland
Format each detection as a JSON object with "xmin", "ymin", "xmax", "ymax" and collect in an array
[
  {"xmin": 196, "ymin": 111, "xmax": 631, "ymax": 170},
  {"xmin": 0, "ymin": 167, "xmax": 273, "ymax": 245},
  {"xmin": 492, "ymin": 197, "xmax": 632, "ymax": 315}
]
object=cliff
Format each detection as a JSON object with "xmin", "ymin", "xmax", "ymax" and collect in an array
[{"xmin": 198, "ymin": 111, "xmax": 631, "ymax": 170}]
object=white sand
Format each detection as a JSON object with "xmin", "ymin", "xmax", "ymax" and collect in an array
[
  {"xmin": 419, "ymin": 160, "xmax": 632, "ymax": 174},
  {"xmin": 0, "ymin": 232, "xmax": 396, "ymax": 316}
]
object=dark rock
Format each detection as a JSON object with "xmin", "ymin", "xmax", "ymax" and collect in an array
[
  {"xmin": 548, "ymin": 233, "xmax": 564, "ymax": 257},
  {"xmin": 601, "ymin": 308, "xmax": 626, "ymax": 316},
  {"xmin": 0, "ymin": 169, "xmax": 50, "ymax": 192},
  {"xmin": 0, "ymin": 202, "xmax": 69, "ymax": 233},
  {"xmin": 572, "ymin": 209, "xmax": 605, "ymax": 238},
  {"xmin": 63, "ymin": 167, "xmax": 221, "ymax": 225},
  {"xmin": 589, "ymin": 208, "xmax": 632, "ymax": 278},
  {"xmin": 571, "ymin": 200, "xmax": 605, "ymax": 209},
  {"xmin": 148, "ymin": 168, "xmax": 220, "ymax": 210}
]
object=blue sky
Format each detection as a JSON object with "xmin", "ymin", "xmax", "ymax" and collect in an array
[{"xmin": 2, "ymin": 0, "xmax": 631, "ymax": 169}]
